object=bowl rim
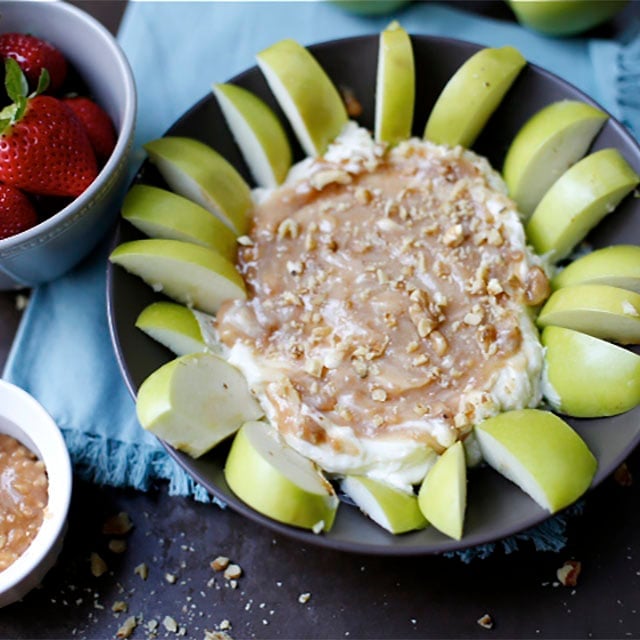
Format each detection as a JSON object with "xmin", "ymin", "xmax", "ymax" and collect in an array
[
  {"xmin": 0, "ymin": 0, "xmax": 137, "ymax": 254},
  {"xmin": 107, "ymin": 32, "xmax": 640, "ymax": 556},
  {"xmin": 0, "ymin": 379, "xmax": 72, "ymax": 601}
]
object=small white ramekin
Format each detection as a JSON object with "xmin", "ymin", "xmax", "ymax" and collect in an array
[{"xmin": 0, "ymin": 379, "xmax": 72, "ymax": 607}]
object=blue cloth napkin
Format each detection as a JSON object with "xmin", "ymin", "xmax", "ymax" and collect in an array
[{"xmin": 4, "ymin": 0, "xmax": 639, "ymax": 560}]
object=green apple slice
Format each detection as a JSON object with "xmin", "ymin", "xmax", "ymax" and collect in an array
[
  {"xmin": 508, "ymin": 0, "xmax": 628, "ymax": 37},
  {"xmin": 212, "ymin": 82, "xmax": 292, "ymax": 188},
  {"xmin": 341, "ymin": 476, "xmax": 427, "ymax": 534},
  {"xmin": 552, "ymin": 245, "xmax": 640, "ymax": 293},
  {"xmin": 225, "ymin": 421, "xmax": 339, "ymax": 532},
  {"xmin": 374, "ymin": 21, "xmax": 415, "ymax": 146},
  {"xmin": 331, "ymin": 0, "xmax": 411, "ymax": 15},
  {"xmin": 256, "ymin": 38, "xmax": 348, "ymax": 157},
  {"xmin": 109, "ymin": 238, "xmax": 246, "ymax": 315},
  {"xmin": 423, "ymin": 45, "xmax": 526, "ymax": 149},
  {"xmin": 541, "ymin": 326, "xmax": 640, "ymax": 418},
  {"xmin": 537, "ymin": 283, "xmax": 640, "ymax": 344},
  {"xmin": 526, "ymin": 149, "xmax": 639, "ymax": 261},
  {"xmin": 121, "ymin": 184, "xmax": 237, "ymax": 261},
  {"xmin": 144, "ymin": 136, "xmax": 252, "ymax": 235},
  {"xmin": 135, "ymin": 300, "xmax": 227, "ymax": 357},
  {"xmin": 417, "ymin": 441, "xmax": 466, "ymax": 540},
  {"xmin": 503, "ymin": 100, "xmax": 607, "ymax": 217},
  {"xmin": 136, "ymin": 352, "xmax": 263, "ymax": 458},
  {"xmin": 475, "ymin": 409, "xmax": 596, "ymax": 513}
]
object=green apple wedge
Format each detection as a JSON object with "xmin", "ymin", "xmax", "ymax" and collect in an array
[
  {"xmin": 423, "ymin": 45, "xmax": 526, "ymax": 149},
  {"xmin": 330, "ymin": 0, "xmax": 411, "ymax": 15},
  {"xmin": 212, "ymin": 82, "xmax": 292, "ymax": 188},
  {"xmin": 537, "ymin": 283, "xmax": 640, "ymax": 344},
  {"xmin": 526, "ymin": 149, "xmax": 639, "ymax": 261},
  {"xmin": 417, "ymin": 441, "xmax": 466, "ymax": 540},
  {"xmin": 475, "ymin": 409, "xmax": 597, "ymax": 513},
  {"xmin": 503, "ymin": 100, "xmax": 607, "ymax": 218},
  {"xmin": 225, "ymin": 421, "xmax": 339, "ymax": 532},
  {"xmin": 541, "ymin": 326, "xmax": 640, "ymax": 418},
  {"xmin": 552, "ymin": 245, "xmax": 640, "ymax": 293},
  {"xmin": 109, "ymin": 238, "xmax": 246, "ymax": 315},
  {"xmin": 256, "ymin": 38, "xmax": 348, "ymax": 157},
  {"xmin": 374, "ymin": 21, "xmax": 415, "ymax": 146},
  {"xmin": 135, "ymin": 301, "xmax": 225, "ymax": 357},
  {"xmin": 136, "ymin": 352, "xmax": 263, "ymax": 458},
  {"xmin": 121, "ymin": 184, "xmax": 238, "ymax": 261},
  {"xmin": 508, "ymin": 0, "xmax": 628, "ymax": 37},
  {"xmin": 341, "ymin": 476, "xmax": 427, "ymax": 534},
  {"xmin": 144, "ymin": 136, "xmax": 252, "ymax": 235}
]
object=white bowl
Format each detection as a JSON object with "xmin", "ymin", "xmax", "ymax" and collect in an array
[
  {"xmin": 0, "ymin": 379, "xmax": 72, "ymax": 607},
  {"xmin": 0, "ymin": 0, "xmax": 137, "ymax": 289}
]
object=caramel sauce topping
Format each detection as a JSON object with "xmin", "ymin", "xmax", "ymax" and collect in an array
[{"xmin": 218, "ymin": 140, "xmax": 547, "ymax": 453}]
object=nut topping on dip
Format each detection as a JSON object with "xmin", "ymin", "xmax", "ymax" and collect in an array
[{"xmin": 217, "ymin": 124, "xmax": 546, "ymax": 489}]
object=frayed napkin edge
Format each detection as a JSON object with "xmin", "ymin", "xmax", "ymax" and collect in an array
[{"xmin": 63, "ymin": 429, "xmax": 223, "ymax": 507}]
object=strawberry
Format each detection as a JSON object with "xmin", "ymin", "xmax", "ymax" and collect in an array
[
  {"xmin": 0, "ymin": 59, "xmax": 97, "ymax": 198},
  {"xmin": 63, "ymin": 96, "xmax": 116, "ymax": 162},
  {"xmin": 0, "ymin": 183, "xmax": 37, "ymax": 240},
  {"xmin": 0, "ymin": 32, "xmax": 67, "ymax": 92}
]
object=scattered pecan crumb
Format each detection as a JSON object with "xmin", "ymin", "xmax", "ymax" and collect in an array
[
  {"xmin": 116, "ymin": 616, "xmax": 138, "ymax": 639},
  {"xmin": 210, "ymin": 556, "xmax": 229, "ymax": 572},
  {"xmin": 134, "ymin": 562, "xmax": 149, "ymax": 580},
  {"xmin": 219, "ymin": 619, "xmax": 232, "ymax": 631},
  {"xmin": 112, "ymin": 600, "xmax": 128, "ymax": 613},
  {"xmin": 477, "ymin": 613, "xmax": 494, "ymax": 629},
  {"xmin": 163, "ymin": 616, "xmax": 178, "ymax": 632},
  {"xmin": 108, "ymin": 539, "xmax": 127, "ymax": 554},
  {"xmin": 90, "ymin": 552, "xmax": 108, "ymax": 577},
  {"xmin": 204, "ymin": 631, "xmax": 234, "ymax": 640},
  {"xmin": 165, "ymin": 572, "xmax": 177, "ymax": 584},
  {"xmin": 102, "ymin": 512, "xmax": 133, "ymax": 536},
  {"xmin": 298, "ymin": 592, "xmax": 311, "ymax": 604},
  {"xmin": 223, "ymin": 564, "xmax": 242, "ymax": 581},
  {"xmin": 557, "ymin": 560, "xmax": 581, "ymax": 587},
  {"xmin": 614, "ymin": 462, "xmax": 633, "ymax": 487}
]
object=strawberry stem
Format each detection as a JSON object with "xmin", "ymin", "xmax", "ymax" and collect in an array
[{"xmin": 0, "ymin": 59, "xmax": 50, "ymax": 134}]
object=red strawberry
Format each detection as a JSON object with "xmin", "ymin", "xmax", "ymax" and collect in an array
[
  {"xmin": 0, "ymin": 32, "xmax": 67, "ymax": 92},
  {"xmin": 0, "ymin": 183, "xmax": 37, "ymax": 240},
  {"xmin": 63, "ymin": 96, "xmax": 116, "ymax": 162},
  {"xmin": 0, "ymin": 59, "xmax": 97, "ymax": 198}
]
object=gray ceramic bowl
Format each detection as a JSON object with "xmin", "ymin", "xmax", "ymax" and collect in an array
[
  {"xmin": 109, "ymin": 34, "xmax": 640, "ymax": 555},
  {"xmin": 0, "ymin": 0, "xmax": 136, "ymax": 290}
]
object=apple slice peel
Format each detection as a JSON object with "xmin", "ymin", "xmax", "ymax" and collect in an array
[
  {"xmin": 109, "ymin": 238, "xmax": 246, "ymax": 315},
  {"xmin": 341, "ymin": 475, "xmax": 427, "ymax": 534},
  {"xmin": 475, "ymin": 409, "xmax": 596, "ymax": 513},
  {"xmin": 526, "ymin": 148, "xmax": 639, "ymax": 262},
  {"xmin": 374, "ymin": 21, "xmax": 415, "ymax": 146},
  {"xmin": 136, "ymin": 352, "xmax": 263, "ymax": 458},
  {"xmin": 121, "ymin": 184, "xmax": 238, "ymax": 261},
  {"xmin": 144, "ymin": 136, "xmax": 252, "ymax": 235},
  {"xmin": 424, "ymin": 45, "xmax": 526, "ymax": 149},
  {"xmin": 503, "ymin": 100, "xmax": 607, "ymax": 218},
  {"xmin": 225, "ymin": 421, "xmax": 339, "ymax": 532},
  {"xmin": 541, "ymin": 326, "xmax": 640, "ymax": 418},
  {"xmin": 417, "ymin": 441, "xmax": 466, "ymax": 540},
  {"xmin": 537, "ymin": 283, "xmax": 640, "ymax": 344},
  {"xmin": 256, "ymin": 38, "xmax": 348, "ymax": 157},
  {"xmin": 212, "ymin": 82, "xmax": 292, "ymax": 188},
  {"xmin": 552, "ymin": 245, "xmax": 640, "ymax": 293}
]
